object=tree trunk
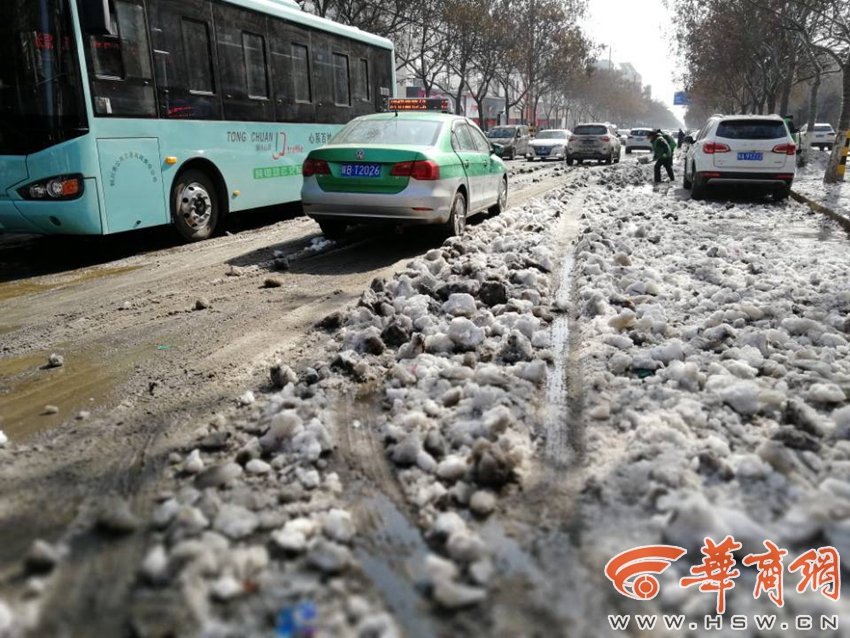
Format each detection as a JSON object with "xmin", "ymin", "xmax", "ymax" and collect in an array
[
  {"xmin": 766, "ymin": 92, "xmax": 777, "ymax": 116},
  {"xmin": 824, "ymin": 59, "xmax": 850, "ymax": 184},
  {"xmin": 779, "ymin": 46, "xmax": 797, "ymax": 115},
  {"xmin": 502, "ymin": 79, "xmax": 510, "ymax": 125}
]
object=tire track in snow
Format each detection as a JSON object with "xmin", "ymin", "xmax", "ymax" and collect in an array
[{"xmin": 545, "ymin": 203, "xmax": 580, "ymax": 468}]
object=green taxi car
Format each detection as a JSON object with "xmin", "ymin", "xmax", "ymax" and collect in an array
[{"xmin": 301, "ymin": 108, "xmax": 508, "ymax": 239}]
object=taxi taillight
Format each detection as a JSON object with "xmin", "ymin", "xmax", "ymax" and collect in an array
[
  {"xmin": 303, "ymin": 158, "xmax": 330, "ymax": 177},
  {"xmin": 391, "ymin": 160, "xmax": 440, "ymax": 180}
]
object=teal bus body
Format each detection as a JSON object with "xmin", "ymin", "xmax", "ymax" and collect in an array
[{"xmin": 0, "ymin": 0, "xmax": 395, "ymax": 237}]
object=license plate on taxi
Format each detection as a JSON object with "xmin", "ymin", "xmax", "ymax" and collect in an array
[
  {"xmin": 737, "ymin": 152, "xmax": 763, "ymax": 161},
  {"xmin": 340, "ymin": 163, "xmax": 381, "ymax": 177}
]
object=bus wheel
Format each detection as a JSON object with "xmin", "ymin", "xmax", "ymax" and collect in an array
[{"xmin": 172, "ymin": 169, "xmax": 220, "ymax": 242}]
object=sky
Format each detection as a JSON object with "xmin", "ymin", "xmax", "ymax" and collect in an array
[{"xmin": 580, "ymin": 0, "xmax": 687, "ymax": 125}]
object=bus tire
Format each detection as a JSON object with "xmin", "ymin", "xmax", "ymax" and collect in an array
[{"xmin": 171, "ymin": 169, "xmax": 220, "ymax": 242}]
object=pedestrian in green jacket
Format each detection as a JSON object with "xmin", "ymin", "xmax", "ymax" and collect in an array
[{"xmin": 650, "ymin": 130, "xmax": 674, "ymax": 183}]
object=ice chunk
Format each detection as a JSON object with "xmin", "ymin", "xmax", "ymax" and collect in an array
[
  {"xmin": 807, "ymin": 383, "xmax": 846, "ymax": 404},
  {"xmin": 448, "ymin": 317, "xmax": 485, "ymax": 349},
  {"xmin": 323, "ymin": 509, "xmax": 356, "ymax": 544},
  {"xmin": 442, "ymin": 293, "xmax": 477, "ymax": 317},
  {"xmin": 214, "ymin": 504, "xmax": 259, "ymax": 539}
]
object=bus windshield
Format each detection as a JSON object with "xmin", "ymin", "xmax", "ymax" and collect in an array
[{"xmin": 0, "ymin": 0, "xmax": 86, "ymax": 155}]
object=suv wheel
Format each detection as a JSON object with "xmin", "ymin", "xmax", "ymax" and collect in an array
[
  {"xmin": 683, "ymin": 162, "xmax": 693, "ymax": 189},
  {"xmin": 774, "ymin": 185, "xmax": 791, "ymax": 202},
  {"xmin": 691, "ymin": 172, "xmax": 707, "ymax": 200},
  {"xmin": 566, "ymin": 156, "xmax": 574, "ymax": 166}
]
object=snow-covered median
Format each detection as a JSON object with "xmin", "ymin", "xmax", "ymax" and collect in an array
[{"xmin": 574, "ymin": 164, "xmax": 850, "ymax": 626}]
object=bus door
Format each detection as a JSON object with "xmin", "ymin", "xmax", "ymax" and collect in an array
[{"xmin": 96, "ymin": 139, "xmax": 168, "ymax": 233}]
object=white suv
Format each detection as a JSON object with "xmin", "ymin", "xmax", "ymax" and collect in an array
[
  {"xmin": 682, "ymin": 115, "xmax": 796, "ymax": 201},
  {"xmin": 800, "ymin": 122, "xmax": 836, "ymax": 151},
  {"xmin": 625, "ymin": 128, "xmax": 653, "ymax": 153},
  {"xmin": 567, "ymin": 123, "xmax": 621, "ymax": 165}
]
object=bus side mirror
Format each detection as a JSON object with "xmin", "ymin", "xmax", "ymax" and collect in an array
[{"xmin": 82, "ymin": 0, "xmax": 112, "ymax": 35}]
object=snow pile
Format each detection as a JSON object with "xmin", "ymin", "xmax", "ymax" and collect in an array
[
  {"xmin": 329, "ymin": 194, "xmax": 571, "ymax": 606},
  {"xmin": 120, "ymin": 184, "xmax": 575, "ymax": 631},
  {"xmin": 122, "ymin": 371, "xmax": 395, "ymax": 636},
  {"xmin": 573, "ymin": 164, "xmax": 850, "ymax": 627},
  {"xmin": 795, "ymin": 150, "xmax": 850, "ymax": 219}
]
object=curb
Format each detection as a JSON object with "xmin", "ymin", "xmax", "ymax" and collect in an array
[{"xmin": 790, "ymin": 189, "xmax": 850, "ymax": 233}]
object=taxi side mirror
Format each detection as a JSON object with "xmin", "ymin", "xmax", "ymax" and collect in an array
[{"xmin": 491, "ymin": 143, "xmax": 504, "ymax": 157}]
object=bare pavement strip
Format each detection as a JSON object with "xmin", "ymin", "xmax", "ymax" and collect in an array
[{"xmin": 0, "ymin": 160, "xmax": 571, "ymax": 634}]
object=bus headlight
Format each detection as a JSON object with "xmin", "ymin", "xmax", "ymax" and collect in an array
[{"xmin": 19, "ymin": 175, "xmax": 84, "ymax": 201}]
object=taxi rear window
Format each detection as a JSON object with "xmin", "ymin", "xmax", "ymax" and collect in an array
[{"xmin": 332, "ymin": 119, "xmax": 443, "ymax": 146}]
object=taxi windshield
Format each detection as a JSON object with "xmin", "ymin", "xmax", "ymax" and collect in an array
[{"xmin": 332, "ymin": 119, "xmax": 444, "ymax": 146}]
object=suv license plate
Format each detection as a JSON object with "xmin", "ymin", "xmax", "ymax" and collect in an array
[
  {"xmin": 340, "ymin": 163, "xmax": 382, "ymax": 177},
  {"xmin": 737, "ymin": 152, "xmax": 763, "ymax": 161}
]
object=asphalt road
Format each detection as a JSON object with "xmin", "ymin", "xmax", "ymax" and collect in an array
[{"xmin": 0, "ymin": 158, "xmax": 569, "ymax": 628}]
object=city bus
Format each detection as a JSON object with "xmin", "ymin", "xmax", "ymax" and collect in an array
[{"xmin": 0, "ymin": 0, "xmax": 395, "ymax": 241}]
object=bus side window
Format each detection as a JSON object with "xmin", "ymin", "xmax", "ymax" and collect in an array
[
  {"xmin": 213, "ymin": 2, "xmax": 272, "ymax": 121},
  {"xmin": 292, "ymin": 44, "xmax": 311, "ymax": 103},
  {"xmin": 268, "ymin": 18, "xmax": 316, "ymax": 124},
  {"xmin": 243, "ymin": 32, "xmax": 269, "ymax": 99},
  {"xmin": 331, "ymin": 53, "xmax": 350, "ymax": 107},
  {"xmin": 85, "ymin": 0, "xmax": 155, "ymax": 117},
  {"xmin": 182, "ymin": 19, "xmax": 214, "ymax": 94},
  {"xmin": 357, "ymin": 58, "xmax": 369, "ymax": 102}
]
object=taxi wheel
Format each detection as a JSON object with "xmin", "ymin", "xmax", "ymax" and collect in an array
[
  {"xmin": 318, "ymin": 219, "xmax": 347, "ymax": 239},
  {"xmin": 171, "ymin": 169, "xmax": 220, "ymax": 242},
  {"xmin": 445, "ymin": 191, "xmax": 467, "ymax": 237},
  {"xmin": 489, "ymin": 178, "xmax": 508, "ymax": 216}
]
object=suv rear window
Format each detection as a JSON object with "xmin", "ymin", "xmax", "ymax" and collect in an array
[
  {"xmin": 814, "ymin": 125, "xmax": 834, "ymax": 132},
  {"xmin": 630, "ymin": 129, "xmax": 651, "ymax": 136},
  {"xmin": 574, "ymin": 125, "xmax": 607, "ymax": 135},
  {"xmin": 488, "ymin": 127, "xmax": 517, "ymax": 138},
  {"xmin": 332, "ymin": 119, "xmax": 443, "ymax": 146},
  {"xmin": 716, "ymin": 120, "xmax": 787, "ymax": 140}
]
